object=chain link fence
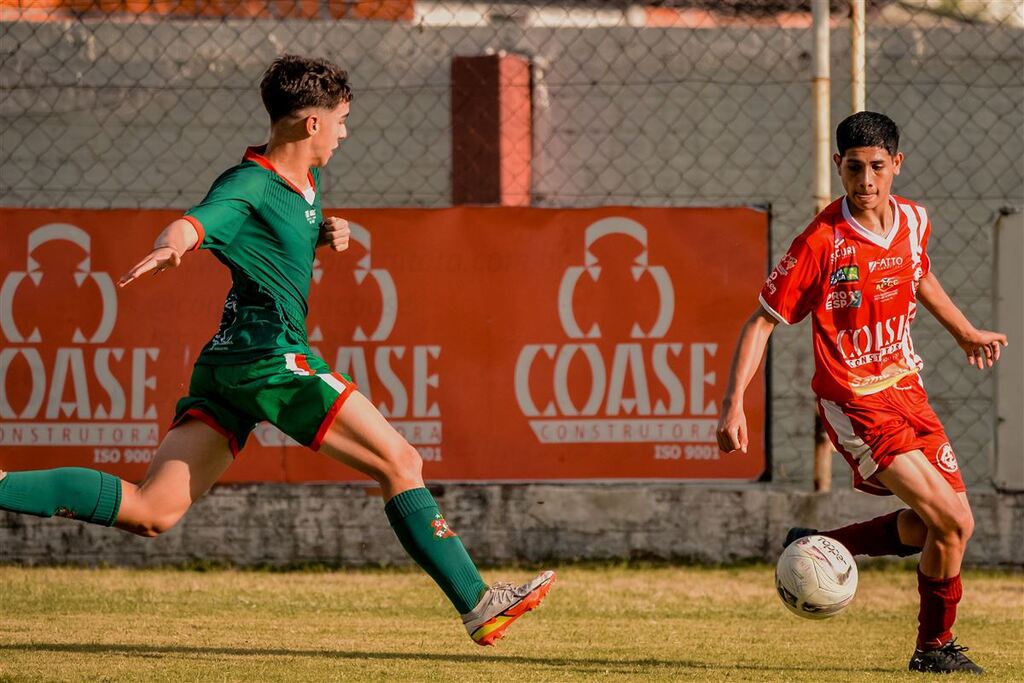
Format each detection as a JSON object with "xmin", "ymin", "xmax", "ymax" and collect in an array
[{"xmin": 2, "ymin": 0, "xmax": 1021, "ymax": 488}]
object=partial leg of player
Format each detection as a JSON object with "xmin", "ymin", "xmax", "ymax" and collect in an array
[
  {"xmin": 317, "ymin": 390, "xmax": 554, "ymax": 645},
  {"xmin": 876, "ymin": 451, "xmax": 983, "ymax": 674},
  {"xmin": 0, "ymin": 418, "xmax": 232, "ymax": 537}
]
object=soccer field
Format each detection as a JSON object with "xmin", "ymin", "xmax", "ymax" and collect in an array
[{"xmin": 0, "ymin": 565, "xmax": 1019, "ymax": 682}]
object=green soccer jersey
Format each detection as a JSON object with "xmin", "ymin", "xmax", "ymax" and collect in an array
[{"xmin": 183, "ymin": 145, "xmax": 323, "ymax": 365}]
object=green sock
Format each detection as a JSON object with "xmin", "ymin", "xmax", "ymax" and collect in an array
[
  {"xmin": 384, "ymin": 487, "xmax": 488, "ymax": 614},
  {"xmin": 0, "ymin": 467, "xmax": 122, "ymax": 527}
]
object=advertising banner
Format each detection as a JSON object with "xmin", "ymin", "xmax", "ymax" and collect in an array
[{"xmin": 1, "ymin": 207, "xmax": 767, "ymax": 482}]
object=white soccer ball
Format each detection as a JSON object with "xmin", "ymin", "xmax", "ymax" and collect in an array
[{"xmin": 775, "ymin": 534, "xmax": 858, "ymax": 620}]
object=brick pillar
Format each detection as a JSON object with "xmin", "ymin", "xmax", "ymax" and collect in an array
[{"xmin": 451, "ymin": 53, "xmax": 532, "ymax": 206}]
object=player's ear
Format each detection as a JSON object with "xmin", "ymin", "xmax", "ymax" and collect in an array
[
  {"xmin": 305, "ymin": 115, "xmax": 320, "ymax": 137},
  {"xmin": 832, "ymin": 152, "xmax": 843, "ymax": 171},
  {"xmin": 892, "ymin": 152, "xmax": 904, "ymax": 175}
]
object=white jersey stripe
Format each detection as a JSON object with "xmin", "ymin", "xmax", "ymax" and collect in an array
[
  {"xmin": 820, "ymin": 398, "xmax": 879, "ymax": 481},
  {"xmin": 901, "ymin": 203, "xmax": 921, "ymax": 272}
]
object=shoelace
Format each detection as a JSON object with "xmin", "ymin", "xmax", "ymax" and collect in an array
[
  {"xmin": 939, "ymin": 639, "xmax": 970, "ymax": 658},
  {"xmin": 488, "ymin": 581, "xmax": 525, "ymax": 599}
]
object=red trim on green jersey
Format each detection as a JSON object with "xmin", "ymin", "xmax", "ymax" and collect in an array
[
  {"xmin": 181, "ymin": 215, "xmax": 205, "ymax": 251},
  {"xmin": 170, "ymin": 408, "xmax": 240, "ymax": 457},
  {"xmin": 243, "ymin": 145, "xmax": 316, "ymax": 199},
  {"xmin": 310, "ymin": 373, "xmax": 358, "ymax": 451}
]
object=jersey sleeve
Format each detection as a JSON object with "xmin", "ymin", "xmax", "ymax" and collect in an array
[
  {"xmin": 758, "ymin": 231, "xmax": 823, "ymax": 325},
  {"xmin": 183, "ymin": 166, "xmax": 265, "ymax": 251}
]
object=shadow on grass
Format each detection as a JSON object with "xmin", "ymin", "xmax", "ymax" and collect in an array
[{"xmin": 0, "ymin": 642, "xmax": 895, "ymax": 674}]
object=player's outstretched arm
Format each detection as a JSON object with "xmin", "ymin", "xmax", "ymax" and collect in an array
[
  {"xmin": 917, "ymin": 272, "xmax": 1008, "ymax": 369},
  {"xmin": 717, "ymin": 307, "xmax": 778, "ymax": 453},
  {"xmin": 118, "ymin": 218, "xmax": 200, "ymax": 288},
  {"xmin": 318, "ymin": 216, "xmax": 351, "ymax": 252}
]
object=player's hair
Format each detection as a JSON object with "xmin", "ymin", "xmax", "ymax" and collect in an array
[
  {"xmin": 836, "ymin": 111, "xmax": 900, "ymax": 157},
  {"xmin": 260, "ymin": 55, "xmax": 353, "ymax": 123}
]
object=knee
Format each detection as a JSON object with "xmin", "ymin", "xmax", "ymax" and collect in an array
[
  {"xmin": 380, "ymin": 440, "xmax": 423, "ymax": 483},
  {"xmin": 928, "ymin": 504, "xmax": 974, "ymax": 548},
  {"xmin": 125, "ymin": 511, "xmax": 183, "ymax": 539}
]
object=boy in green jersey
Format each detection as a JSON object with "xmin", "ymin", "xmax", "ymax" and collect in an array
[{"xmin": 0, "ymin": 55, "xmax": 553, "ymax": 646}]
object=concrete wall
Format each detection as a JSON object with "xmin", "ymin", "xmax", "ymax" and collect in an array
[{"xmin": 2, "ymin": 484, "xmax": 1022, "ymax": 568}]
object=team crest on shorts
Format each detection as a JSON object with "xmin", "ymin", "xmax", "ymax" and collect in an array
[
  {"xmin": 431, "ymin": 513, "xmax": 457, "ymax": 539},
  {"xmin": 937, "ymin": 442, "xmax": 959, "ymax": 473}
]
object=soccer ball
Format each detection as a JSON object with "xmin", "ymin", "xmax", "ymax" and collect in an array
[{"xmin": 775, "ymin": 534, "xmax": 858, "ymax": 619}]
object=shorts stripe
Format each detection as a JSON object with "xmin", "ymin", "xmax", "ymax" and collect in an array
[
  {"xmin": 819, "ymin": 399, "xmax": 878, "ymax": 481},
  {"xmin": 318, "ymin": 372, "xmax": 347, "ymax": 394},
  {"xmin": 170, "ymin": 407, "xmax": 240, "ymax": 457},
  {"xmin": 284, "ymin": 353, "xmax": 315, "ymax": 376},
  {"xmin": 310, "ymin": 372, "xmax": 358, "ymax": 451}
]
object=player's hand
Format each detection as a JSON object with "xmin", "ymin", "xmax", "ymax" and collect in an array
[
  {"xmin": 716, "ymin": 403, "xmax": 748, "ymax": 453},
  {"xmin": 957, "ymin": 328, "xmax": 1008, "ymax": 369},
  {"xmin": 117, "ymin": 246, "xmax": 181, "ymax": 287},
  {"xmin": 319, "ymin": 216, "xmax": 350, "ymax": 252}
]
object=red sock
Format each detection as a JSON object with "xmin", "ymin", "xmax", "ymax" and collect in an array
[
  {"xmin": 821, "ymin": 510, "xmax": 920, "ymax": 557},
  {"xmin": 917, "ymin": 567, "xmax": 962, "ymax": 650}
]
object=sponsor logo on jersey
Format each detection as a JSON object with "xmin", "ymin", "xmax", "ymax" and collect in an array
[
  {"xmin": 304, "ymin": 208, "xmax": 317, "ymax": 225},
  {"xmin": 835, "ymin": 314, "xmax": 908, "ymax": 368},
  {"xmin": 829, "ymin": 265, "xmax": 859, "ymax": 286},
  {"xmin": 763, "ymin": 252, "xmax": 797, "ymax": 294},
  {"xmin": 937, "ymin": 442, "xmax": 959, "ymax": 473},
  {"xmin": 876, "ymin": 276, "xmax": 899, "ymax": 291},
  {"xmin": 775, "ymin": 253, "xmax": 798, "ymax": 275},
  {"xmin": 825, "ymin": 290, "xmax": 862, "ymax": 311},
  {"xmin": 830, "ymin": 245, "xmax": 856, "ymax": 263},
  {"xmin": 869, "ymin": 256, "xmax": 903, "ymax": 273}
]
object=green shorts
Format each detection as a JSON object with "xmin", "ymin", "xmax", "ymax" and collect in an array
[{"xmin": 171, "ymin": 352, "xmax": 357, "ymax": 455}]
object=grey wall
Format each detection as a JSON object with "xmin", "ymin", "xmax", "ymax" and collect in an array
[{"xmin": 2, "ymin": 485, "xmax": 1022, "ymax": 568}]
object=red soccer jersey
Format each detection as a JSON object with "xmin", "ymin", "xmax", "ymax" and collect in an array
[{"xmin": 759, "ymin": 195, "xmax": 932, "ymax": 402}]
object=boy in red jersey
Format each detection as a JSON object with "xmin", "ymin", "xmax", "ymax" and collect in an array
[{"xmin": 717, "ymin": 112, "xmax": 1006, "ymax": 674}]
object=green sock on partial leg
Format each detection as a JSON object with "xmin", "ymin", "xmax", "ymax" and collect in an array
[
  {"xmin": 0, "ymin": 467, "xmax": 122, "ymax": 526},
  {"xmin": 384, "ymin": 487, "xmax": 488, "ymax": 614}
]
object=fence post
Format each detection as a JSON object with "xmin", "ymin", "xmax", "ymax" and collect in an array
[
  {"xmin": 812, "ymin": 0, "xmax": 833, "ymax": 492},
  {"xmin": 994, "ymin": 209, "xmax": 1024, "ymax": 491},
  {"xmin": 851, "ymin": 0, "xmax": 866, "ymax": 112}
]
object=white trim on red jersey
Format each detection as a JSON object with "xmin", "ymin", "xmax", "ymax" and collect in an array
[
  {"xmin": 841, "ymin": 196, "xmax": 901, "ymax": 250},
  {"xmin": 758, "ymin": 293, "xmax": 790, "ymax": 326}
]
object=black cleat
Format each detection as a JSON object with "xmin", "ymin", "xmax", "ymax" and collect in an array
[
  {"xmin": 909, "ymin": 639, "xmax": 985, "ymax": 674},
  {"xmin": 782, "ymin": 527, "xmax": 818, "ymax": 549}
]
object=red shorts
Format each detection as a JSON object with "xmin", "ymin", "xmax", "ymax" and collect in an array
[{"xmin": 817, "ymin": 374, "xmax": 966, "ymax": 496}]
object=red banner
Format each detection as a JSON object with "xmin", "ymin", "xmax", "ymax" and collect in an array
[{"xmin": 1, "ymin": 207, "xmax": 767, "ymax": 482}]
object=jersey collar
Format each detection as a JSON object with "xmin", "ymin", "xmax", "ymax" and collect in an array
[
  {"xmin": 841, "ymin": 195, "xmax": 900, "ymax": 249},
  {"xmin": 244, "ymin": 145, "xmax": 316, "ymax": 205}
]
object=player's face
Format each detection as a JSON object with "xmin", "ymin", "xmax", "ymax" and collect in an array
[
  {"xmin": 309, "ymin": 101, "xmax": 350, "ymax": 167},
  {"xmin": 833, "ymin": 146, "xmax": 903, "ymax": 213}
]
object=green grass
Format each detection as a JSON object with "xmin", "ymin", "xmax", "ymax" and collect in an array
[{"xmin": 0, "ymin": 565, "xmax": 1020, "ymax": 681}]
